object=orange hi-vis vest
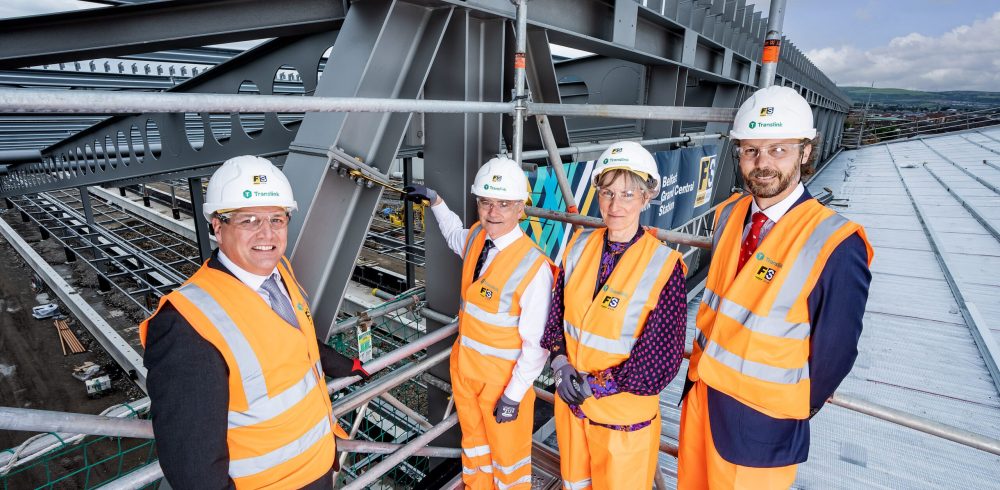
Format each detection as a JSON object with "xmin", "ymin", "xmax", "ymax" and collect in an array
[
  {"xmin": 562, "ymin": 227, "xmax": 685, "ymax": 425},
  {"xmin": 140, "ymin": 258, "xmax": 343, "ymax": 489},
  {"xmin": 688, "ymin": 193, "xmax": 873, "ymax": 420},
  {"xmin": 455, "ymin": 223, "xmax": 553, "ymax": 386}
]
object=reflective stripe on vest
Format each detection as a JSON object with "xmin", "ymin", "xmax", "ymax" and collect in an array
[
  {"xmin": 712, "ymin": 196, "xmax": 742, "ymax": 252},
  {"xmin": 228, "ymin": 414, "xmax": 332, "ymax": 478},
  {"xmin": 460, "ymin": 335, "xmax": 521, "ymax": 361},
  {"xmin": 463, "ymin": 244, "xmax": 545, "ymax": 318},
  {"xmin": 461, "ymin": 300, "xmax": 519, "ymax": 328},
  {"xmin": 562, "ymin": 241, "xmax": 673, "ymax": 356},
  {"xmin": 563, "ymin": 228, "xmax": 596, "ymax": 280},
  {"xmin": 699, "ymin": 209, "xmax": 851, "ymax": 385},
  {"xmin": 463, "ymin": 224, "xmax": 484, "ymax": 260},
  {"xmin": 176, "ymin": 282, "xmax": 331, "ymax": 474}
]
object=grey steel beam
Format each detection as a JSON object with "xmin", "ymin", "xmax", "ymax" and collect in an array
[
  {"xmin": 284, "ymin": 1, "xmax": 455, "ymax": 342},
  {"xmin": 421, "ymin": 8, "xmax": 507, "ymax": 451},
  {"xmin": 0, "ymin": 29, "xmax": 338, "ymax": 197},
  {"xmin": 0, "ymin": 0, "xmax": 346, "ymax": 70}
]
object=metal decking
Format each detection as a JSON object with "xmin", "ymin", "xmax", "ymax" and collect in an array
[{"xmin": 793, "ymin": 127, "xmax": 1000, "ymax": 488}]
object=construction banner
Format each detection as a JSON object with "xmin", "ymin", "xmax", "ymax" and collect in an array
[
  {"xmin": 671, "ymin": 145, "xmax": 719, "ymax": 228},
  {"xmin": 641, "ymin": 150, "xmax": 681, "ymax": 230}
]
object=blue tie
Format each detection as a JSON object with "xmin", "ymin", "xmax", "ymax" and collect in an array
[{"xmin": 260, "ymin": 274, "xmax": 299, "ymax": 328}]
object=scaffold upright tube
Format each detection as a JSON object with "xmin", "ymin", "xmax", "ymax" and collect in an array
[
  {"xmin": 524, "ymin": 206, "xmax": 712, "ymax": 249},
  {"xmin": 759, "ymin": 0, "xmax": 788, "ymax": 88},
  {"xmin": 511, "ymin": 0, "xmax": 529, "ymax": 165}
]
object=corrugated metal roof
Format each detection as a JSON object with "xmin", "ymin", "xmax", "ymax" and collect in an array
[{"xmin": 658, "ymin": 126, "xmax": 1000, "ymax": 488}]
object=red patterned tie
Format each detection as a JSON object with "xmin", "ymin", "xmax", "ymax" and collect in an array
[{"xmin": 737, "ymin": 212, "xmax": 768, "ymax": 273}]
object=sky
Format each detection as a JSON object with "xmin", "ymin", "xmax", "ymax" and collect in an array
[
  {"xmin": 746, "ymin": 0, "xmax": 1000, "ymax": 91},
  {"xmin": 3, "ymin": 0, "xmax": 999, "ymax": 92}
]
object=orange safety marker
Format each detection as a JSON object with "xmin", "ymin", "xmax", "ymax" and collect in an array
[
  {"xmin": 762, "ymin": 39, "xmax": 780, "ymax": 63},
  {"xmin": 514, "ymin": 53, "xmax": 526, "ymax": 69}
]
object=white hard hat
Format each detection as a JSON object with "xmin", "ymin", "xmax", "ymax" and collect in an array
[
  {"xmin": 592, "ymin": 141, "xmax": 660, "ymax": 193},
  {"xmin": 471, "ymin": 156, "xmax": 529, "ymax": 201},
  {"xmin": 729, "ymin": 86, "xmax": 817, "ymax": 140},
  {"xmin": 202, "ymin": 155, "xmax": 298, "ymax": 220}
]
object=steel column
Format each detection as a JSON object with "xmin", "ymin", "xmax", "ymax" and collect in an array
[
  {"xmin": 403, "ymin": 156, "xmax": 416, "ymax": 289},
  {"xmin": 187, "ymin": 177, "xmax": 212, "ymax": 263},
  {"xmin": 78, "ymin": 186, "xmax": 95, "ymax": 227},
  {"xmin": 422, "ymin": 8, "xmax": 507, "ymax": 453},
  {"xmin": 284, "ymin": 1, "xmax": 454, "ymax": 342},
  {"xmin": 0, "ymin": 0, "xmax": 346, "ymax": 70}
]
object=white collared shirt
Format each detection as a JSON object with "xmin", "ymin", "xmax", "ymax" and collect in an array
[
  {"xmin": 217, "ymin": 250, "xmax": 293, "ymax": 308},
  {"xmin": 431, "ymin": 200, "xmax": 553, "ymax": 402},
  {"xmin": 742, "ymin": 182, "xmax": 805, "ymax": 243}
]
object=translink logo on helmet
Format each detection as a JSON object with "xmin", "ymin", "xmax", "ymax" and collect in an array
[
  {"xmin": 729, "ymin": 85, "xmax": 817, "ymax": 140},
  {"xmin": 471, "ymin": 156, "xmax": 529, "ymax": 201},
  {"xmin": 202, "ymin": 155, "xmax": 299, "ymax": 220}
]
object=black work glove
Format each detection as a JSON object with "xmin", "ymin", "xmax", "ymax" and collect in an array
[
  {"xmin": 552, "ymin": 355, "xmax": 592, "ymax": 405},
  {"xmin": 402, "ymin": 184, "xmax": 438, "ymax": 204},
  {"xmin": 493, "ymin": 395, "xmax": 520, "ymax": 423}
]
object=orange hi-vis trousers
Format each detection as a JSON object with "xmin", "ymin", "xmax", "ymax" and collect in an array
[
  {"xmin": 453, "ymin": 372, "xmax": 535, "ymax": 490},
  {"xmin": 678, "ymin": 381, "xmax": 798, "ymax": 489},
  {"xmin": 554, "ymin": 396, "xmax": 661, "ymax": 490}
]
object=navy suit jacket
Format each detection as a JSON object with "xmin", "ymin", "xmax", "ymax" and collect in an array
[{"xmin": 692, "ymin": 189, "xmax": 872, "ymax": 467}]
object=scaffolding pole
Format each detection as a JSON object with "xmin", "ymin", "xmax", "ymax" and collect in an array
[
  {"xmin": 511, "ymin": 0, "xmax": 529, "ymax": 165},
  {"xmin": 827, "ymin": 393, "xmax": 1000, "ymax": 456},
  {"xmin": 759, "ymin": 0, "xmax": 788, "ymax": 88},
  {"xmin": 341, "ymin": 413, "xmax": 460, "ymax": 490},
  {"xmin": 535, "ymin": 115, "xmax": 579, "ymax": 213},
  {"xmin": 0, "ymin": 400, "xmax": 151, "ymax": 473},
  {"xmin": 524, "ymin": 206, "xmax": 712, "ymax": 249},
  {"xmin": 332, "ymin": 348, "xmax": 453, "ymax": 417},
  {"xmin": 519, "ymin": 134, "xmax": 724, "ymax": 162},
  {"xmin": 0, "ymin": 88, "xmax": 736, "ymax": 122},
  {"xmin": 327, "ymin": 321, "xmax": 458, "ymax": 393}
]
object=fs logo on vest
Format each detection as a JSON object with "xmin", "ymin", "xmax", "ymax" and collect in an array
[
  {"xmin": 755, "ymin": 266, "xmax": 776, "ymax": 282},
  {"xmin": 479, "ymin": 287, "xmax": 494, "ymax": 300},
  {"xmin": 600, "ymin": 295, "xmax": 621, "ymax": 309}
]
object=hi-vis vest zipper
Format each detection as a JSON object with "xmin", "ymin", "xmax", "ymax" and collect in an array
[
  {"xmin": 688, "ymin": 193, "xmax": 872, "ymax": 420},
  {"xmin": 140, "ymin": 258, "xmax": 346, "ymax": 489},
  {"xmin": 562, "ymin": 227, "xmax": 685, "ymax": 425},
  {"xmin": 454, "ymin": 223, "xmax": 553, "ymax": 386}
]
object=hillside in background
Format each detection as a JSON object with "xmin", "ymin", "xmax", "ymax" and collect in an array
[{"xmin": 840, "ymin": 87, "xmax": 1000, "ymax": 110}]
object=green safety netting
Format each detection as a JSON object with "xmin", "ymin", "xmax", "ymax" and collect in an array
[{"xmin": 0, "ymin": 421, "xmax": 159, "ymax": 490}]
